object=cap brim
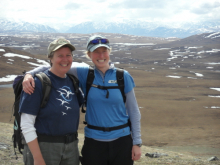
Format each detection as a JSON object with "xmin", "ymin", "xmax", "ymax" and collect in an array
[
  {"xmin": 89, "ymin": 44, "xmax": 110, "ymax": 52},
  {"xmin": 53, "ymin": 44, "xmax": 75, "ymax": 52}
]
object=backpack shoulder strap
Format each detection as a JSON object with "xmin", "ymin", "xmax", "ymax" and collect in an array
[
  {"xmin": 67, "ymin": 74, "xmax": 79, "ymax": 94},
  {"xmin": 13, "ymin": 76, "xmax": 25, "ymax": 108},
  {"xmin": 67, "ymin": 74, "xmax": 84, "ymax": 107},
  {"xmin": 85, "ymin": 66, "xmax": 95, "ymax": 101},
  {"xmin": 85, "ymin": 67, "xmax": 126, "ymax": 103},
  {"xmin": 116, "ymin": 68, "xmax": 126, "ymax": 103},
  {"xmin": 81, "ymin": 66, "xmax": 94, "ymax": 114},
  {"xmin": 35, "ymin": 72, "xmax": 51, "ymax": 108}
]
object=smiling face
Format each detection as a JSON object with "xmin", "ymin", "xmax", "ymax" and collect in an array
[
  {"xmin": 88, "ymin": 47, "xmax": 110, "ymax": 73},
  {"xmin": 49, "ymin": 46, "xmax": 73, "ymax": 78}
]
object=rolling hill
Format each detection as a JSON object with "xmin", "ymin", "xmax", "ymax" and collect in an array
[{"xmin": 0, "ymin": 32, "xmax": 220, "ymax": 157}]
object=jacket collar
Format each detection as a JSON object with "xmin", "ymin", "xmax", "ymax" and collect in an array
[
  {"xmin": 93, "ymin": 62, "xmax": 115, "ymax": 71},
  {"xmin": 93, "ymin": 62, "xmax": 115, "ymax": 77}
]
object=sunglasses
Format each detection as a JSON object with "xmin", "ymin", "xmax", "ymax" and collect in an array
[{"xmin": 89, "ymin": 39, "xmax": 109, "ymax": 45}]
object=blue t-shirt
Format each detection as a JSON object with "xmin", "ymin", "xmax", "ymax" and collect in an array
[
  {"xmin": 19, "ymin": 70, "xmax": 79, "ymax": 136},
  {"xmin": 77, "ymin": 65, "xmax": 135, "ymax": 139}
]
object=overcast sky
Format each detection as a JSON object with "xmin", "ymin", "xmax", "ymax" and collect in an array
[{"xmin": 0, "ymin": 0, "xmax": 220, "ymax": 30}]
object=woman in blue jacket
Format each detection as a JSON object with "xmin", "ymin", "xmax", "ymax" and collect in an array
[{"xmin": 23, "ymin": 35, "xmax": 142, "ymax": 165}]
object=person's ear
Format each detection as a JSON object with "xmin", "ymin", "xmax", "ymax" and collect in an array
[{"xmin": 88, "ymin": 52, "xmax": 92, "ymax": 58}]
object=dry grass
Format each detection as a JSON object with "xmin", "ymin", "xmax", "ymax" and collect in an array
[
  {"xmin": 0, "ymin": 33, "xmax": 220, "ymax": 163},
  {"xmin": 1, "ymin": 122, "xmax": 219, "ymax": 165},
  {"xmin": 1, "ymin": 63, "xmax": 220, "ymax": 159}
]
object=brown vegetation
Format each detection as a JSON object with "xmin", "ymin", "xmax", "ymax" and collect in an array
[
  {"xmin": 0, "ymin": 33, "xmax": 220, "ymax": 163},
  {"xmin": 0, "ymin": 122, "xmax": 219, "ymax": 165}
]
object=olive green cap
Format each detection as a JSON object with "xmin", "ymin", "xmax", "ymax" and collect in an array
[{"xmin": 47, "ymin": 38, "xmax": 75, "ymax": 57}]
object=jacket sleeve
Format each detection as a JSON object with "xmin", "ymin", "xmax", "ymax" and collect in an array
[
  {"xmin": 125, "ymin": 89, "xmax": 142, "ymax": 145},
  {"xmin": 26, "ymin": 66, "xmax": 49, "ymax": 76}
]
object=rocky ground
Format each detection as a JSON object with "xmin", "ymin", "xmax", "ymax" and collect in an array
[{"xmin": 0, "ymin": 122, "xmax": 219, "ymax": 165}]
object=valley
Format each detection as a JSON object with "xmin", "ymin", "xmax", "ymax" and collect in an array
[{"xmin": 0, "ymin": 32, "xmax": 220, "ymax": 157}]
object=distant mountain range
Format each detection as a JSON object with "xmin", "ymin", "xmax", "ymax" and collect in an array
[
  {"xmin": 1, "ymin": 19, "xmax": 220, "ymax": 38},
  {"xmin": 0, "ymin": 19, "xmax": 57, "ymax": 33},
  {"xmin": 66, "ymin": 20, "xmax": 220, "ymax": 38}
]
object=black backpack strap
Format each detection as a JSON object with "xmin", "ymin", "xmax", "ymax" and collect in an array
[
  {"xmin": 83, "ymin": 67, "xmax": 126, "ymax": 106},
  {"xmin": 81, "ymin": 66, "xmax": 94, "ymax": 114},
  {"xmin": 85, "ymin": 67, "xmax": 125, "ymax": 102},
  {"xmin": 80, "ymin": 66, "xmax": 94, "ymax": 120},
  {"xmin": 90, "ymin": 84, "xmax": 122, "ymax": 99},
  {"xmin": 116, "ymin": 68, "xmax": 126, "ymax": 103},
  {"xmin": 85, "ymin": 66, "xmax": 95, "ymax": 102},
  {"xmin": 116, "ymin": 68, "xmax": 131, "ymax": 130},
  {"xmin": 67, "ymin": 74, "xmax": 79, "ymax": 94},
  {"xmin": 67, "ymin": 74, "xmax": 84, "ymax": 107},
  {"xmin": 35, "ymin": 72, "xmax": 51, "ymax": 108}
]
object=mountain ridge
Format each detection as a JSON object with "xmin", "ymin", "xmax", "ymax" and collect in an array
[
  {"xmin": 1, "ymin": 19, "xmax": 220, "ymax": 38},
  {"xmin": 0, "ymin": 19, "xmax": 57, "ymax": 33},
  {"xmin": 65, "ymin": 20, "xmax": 220, "ymax": 38}
]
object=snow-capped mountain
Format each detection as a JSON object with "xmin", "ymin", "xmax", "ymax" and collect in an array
[
  {"xmin": 66, "ymin": 20, "xmax": 220, "ymax": 38},
  {"xmin": 0, "ymin": 19, "xmax": 57, "ymax": 33},
  {"xmin": 1, "ymin": 18, "xmax": 219, "ymax": 38}
]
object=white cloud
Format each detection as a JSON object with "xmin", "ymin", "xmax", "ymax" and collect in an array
[{"xmin": 0, "ymin": 0, "xmax": 219, "ymax": 29}]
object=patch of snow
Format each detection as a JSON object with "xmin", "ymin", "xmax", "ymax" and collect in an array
[
  {"xmin": 208, "ymin": 95, "xmax": 220, "ymax": 98},
  {"xmin": 205, "ymin": 32, "xmax": 220, "ymax": 39},
  {"xmin": 211, "ymin": 106, "xmax": 220, "ymax": 108},
  {"xmin": 210, "ymin": 88, "xmax": 220, "ymax": 92},
  {"xmin": 113, "ymin": 43, "xmax": 155, "ymax": 46},
  {"xmin": 3, "ymin": 53, "xmax": 32, "ymax": 59},
  {"xmin": 0, "ymin": 75, "xmax": 17, "ymax": 82},
  {"xmin": 187, "ymin": 77, "xmax": 197, "ymax": 79},
  {"xmin": 35, "ymin": 59, "xmax": 50, "ymax": 66},
  {"xmin": 205, "ymin": 62, "xmax": 220, "ymax": 65},
  {"xmin": 195, "ymin": 73, "xmax": 203, "ymax": 77},
  {"xmin": 154, "ymin": 48, "xmax": 170, "ymax": 50},
  {"xmin": 166, "ymin": 75, "xmax": 181, "ymax": 78}
]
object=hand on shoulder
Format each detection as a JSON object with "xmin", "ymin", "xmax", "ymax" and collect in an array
[{"xmin": 22, "ymin": 73, "xmax": 35, "ymax": 94}]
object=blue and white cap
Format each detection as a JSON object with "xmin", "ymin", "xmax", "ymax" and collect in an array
[{"xmin": 86, "ymin": 35, "xmax": 110, "ymax": 52}]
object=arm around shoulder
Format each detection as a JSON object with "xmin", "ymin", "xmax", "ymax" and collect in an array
[{"xmin": 22, "ymin": 73, "xmax": 35, "ymax": 94}]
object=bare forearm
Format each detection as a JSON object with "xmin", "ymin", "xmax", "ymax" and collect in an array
[{"xmin": 27, "ymin": 139, "xmax": 46, "ymax": 165}]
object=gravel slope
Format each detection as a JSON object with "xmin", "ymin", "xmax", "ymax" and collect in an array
[{"xmin": 1, "ymin": 122, "xmax": 219, "ymax": 165}]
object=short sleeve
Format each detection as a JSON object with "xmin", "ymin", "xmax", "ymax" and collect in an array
[{"xmin": 19, "ymin": 77, "xmax": 43, "ymax": 115}]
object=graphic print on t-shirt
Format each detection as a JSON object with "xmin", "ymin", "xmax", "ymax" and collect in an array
[{"xmin": 56, "ymin": 86, "xmax": 74, "ymax": 115}]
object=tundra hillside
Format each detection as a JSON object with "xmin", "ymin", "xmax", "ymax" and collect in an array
[
  {"xmin": 0, "ymin": 32, "xmax": 220, "ymax": 163},
  {"xmin": 0, "ymin": 122, "xmax": 219, "ymax": 165}
]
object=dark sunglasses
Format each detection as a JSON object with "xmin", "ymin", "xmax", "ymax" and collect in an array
[{"xmin": 89, "ymin": 39, "xmax": 109, "ymax": 45}]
